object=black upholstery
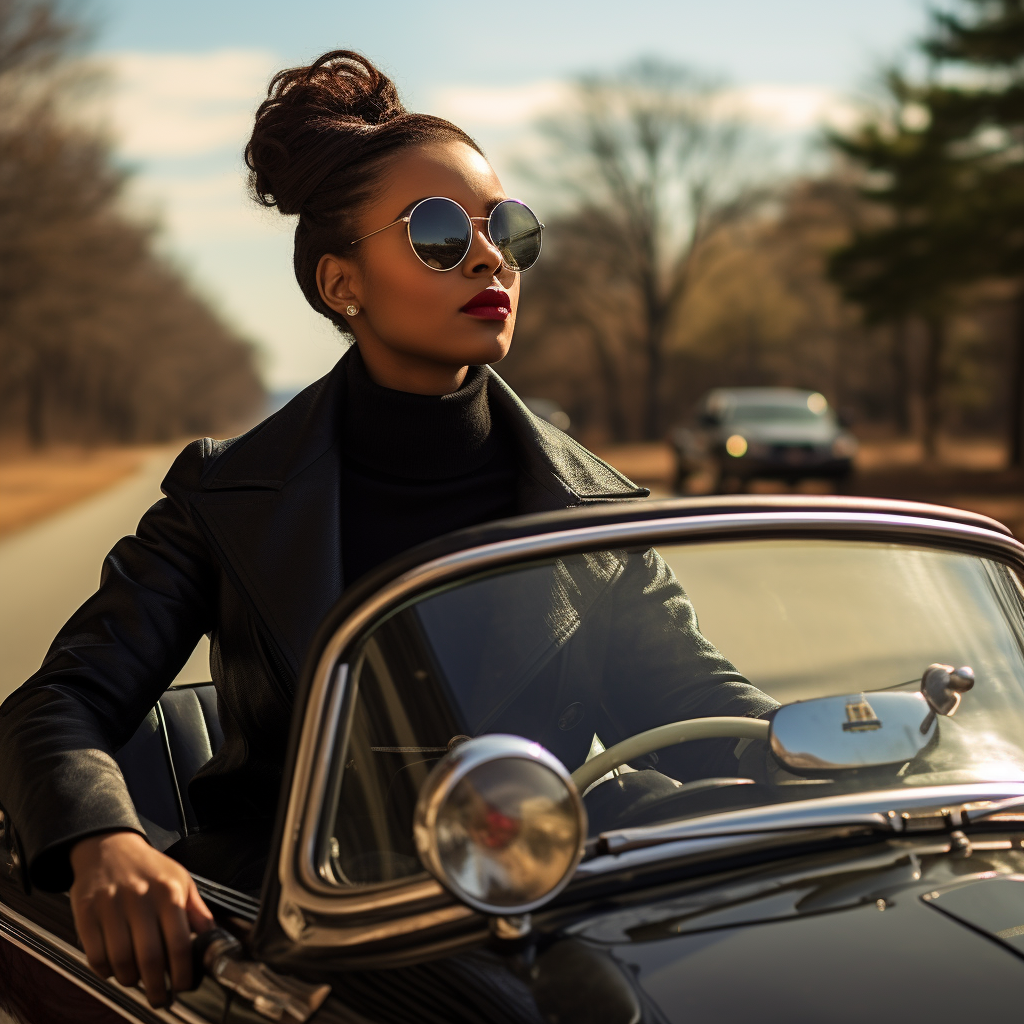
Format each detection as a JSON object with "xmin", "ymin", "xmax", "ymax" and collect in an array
[{"xmin": 114, "ymin": 683, "xmax": 223, "ymax": 848}]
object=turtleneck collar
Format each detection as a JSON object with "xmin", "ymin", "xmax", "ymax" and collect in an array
[{"xmin": 341, "ymin": 346, "xmax": 501, "ymax": 481}]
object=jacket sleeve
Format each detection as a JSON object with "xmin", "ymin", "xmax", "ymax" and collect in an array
[
  {"xmin": 0, "ymin": 440, "xmax": 219, "ymax": 891},
  {"xmin": 594, "ymin": 547, "xmax": 778, "ymax": 781}
]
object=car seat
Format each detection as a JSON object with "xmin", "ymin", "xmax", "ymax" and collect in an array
[{"xmin": 114, "ymin": 683, "xmax": 223, "ymax": 850}]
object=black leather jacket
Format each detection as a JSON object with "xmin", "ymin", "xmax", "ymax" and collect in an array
[{"xmin": 0, "ymin": 353, "xmax": 772, "ymax": 891}]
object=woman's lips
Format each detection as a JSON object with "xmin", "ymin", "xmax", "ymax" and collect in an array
[{"xmin": 461, "ymin": 288, "xmax": 511, "ymax": 321}]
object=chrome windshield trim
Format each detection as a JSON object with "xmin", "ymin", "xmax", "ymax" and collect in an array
[
  {"xmin": 275, "ymin": 508, "xmax": 1024, "ymax": 947},
  {"xmin": 596, "ymin": 782, "xmax": 1024, "ymax": 854}
]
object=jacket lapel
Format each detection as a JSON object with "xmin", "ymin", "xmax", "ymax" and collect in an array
[{"xmin": 484, "ymin": 369, "xmax": 650, "ymax": 512}]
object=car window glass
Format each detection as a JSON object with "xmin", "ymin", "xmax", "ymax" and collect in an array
[
  {"xmin": 725, "ymin": 405, "xmax": 828, "ymax": 424},
  {"xmin": 321, "ymin": 540, "xmax": 1024, "ymax": 887}
]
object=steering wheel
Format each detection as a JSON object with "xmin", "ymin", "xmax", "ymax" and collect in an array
[{"xmin": 571, "ymin": 717, "xmax": 770, "ymax": 792}]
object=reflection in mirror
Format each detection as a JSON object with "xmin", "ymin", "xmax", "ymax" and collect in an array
[
  {"xmin": 770, "ymin": 692, "xmax": 937, "ymax": 770},
  {"xmin": 318, "ymin": 540, "xmax": 1024, "ymax": 887}
]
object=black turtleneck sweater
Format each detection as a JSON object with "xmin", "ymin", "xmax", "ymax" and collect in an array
[{"xmin": 340, "ymin": 349, "xmax": 519, "ymax": 584}]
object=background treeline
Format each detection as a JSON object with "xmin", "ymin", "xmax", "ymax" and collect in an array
[
  {"xmin": 0, "ymin": 0, "xmax": 264, "ymax": 447},
  {"xmin": 502, "ymin": 3, "xmax": 1024, "ymax": 457}
]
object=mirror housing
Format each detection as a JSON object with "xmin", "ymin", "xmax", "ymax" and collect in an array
[
  {"xmin": 770, "ymin": 691, "xmax": 937, "ymax": 770},
  {"xmin": 413, "ymin": 735, "xmax": 587, "ymax": 916}
]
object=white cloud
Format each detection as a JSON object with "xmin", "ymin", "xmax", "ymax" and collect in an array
[
  {"xmin": 430, "ymin": 79, "xmax": 855, "ymax": 135},
  {"xmin": 104, "ymin": 49, "xmax": 278, "ymax": 159},
  {"xmin": 715, "ymin": 84, "xmax": 857, "ymax": 132},
  {"xmin": 430, "ymin": 80, "xmax": 572, "ymax": 129},
  {"xmin": 123, "ymin": 169, "xmax": 274, "ymax": 241}
]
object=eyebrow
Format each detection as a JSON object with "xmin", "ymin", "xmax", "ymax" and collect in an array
[{"xmin": 393, "ymin": 195, "xmax": 510, "ymax": 220}]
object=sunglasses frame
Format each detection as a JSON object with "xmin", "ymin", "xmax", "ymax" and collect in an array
[{"xmin": 350, "ymin": 196, "xmax": 544, "ymax": 273}]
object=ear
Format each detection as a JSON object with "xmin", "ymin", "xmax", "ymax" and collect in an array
[{"xmin": 316, "ymin": 253, "xmax": 363, "ymax": 318}]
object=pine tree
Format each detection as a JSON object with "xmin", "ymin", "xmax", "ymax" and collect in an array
[
  {"xmin": 922, "ymin": 0, "xmax": 1024, "ymax": 463},
  {"xmin": 828, "ymin": 72, "xmax": 983, "ymax": 458}
]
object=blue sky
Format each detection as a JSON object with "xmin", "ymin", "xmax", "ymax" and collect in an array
[{"xmin": 89, "ymin": 0, "xmax": 931, "ymax": 388}]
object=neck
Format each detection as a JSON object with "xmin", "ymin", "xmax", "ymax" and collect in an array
[{"xmin": 354, "ymin": 337, "xmax": 469, "ymax": 395}]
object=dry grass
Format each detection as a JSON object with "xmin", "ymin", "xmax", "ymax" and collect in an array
[{"xmin": 0, "ymin": 445, "xmax": 151, "ymax": 540}]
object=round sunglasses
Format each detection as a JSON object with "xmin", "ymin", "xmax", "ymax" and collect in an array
[{"xmin": 350, "ymin": 196, "xmax": 544, "ymax": 273}]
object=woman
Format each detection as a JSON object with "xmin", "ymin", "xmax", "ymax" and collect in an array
[{"xmin": 0, "ymin": 51, "xmax": 771, "ymax": 1006}]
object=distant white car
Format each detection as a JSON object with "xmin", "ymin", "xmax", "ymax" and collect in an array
[{"xmin": 670, "ymin": 386, "xmax": 858, "ymax": 493}]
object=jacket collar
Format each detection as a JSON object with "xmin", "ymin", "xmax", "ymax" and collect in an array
[
  {"xmin": 189, "ymin": 348, "xmax": 647, "ymax": 680},
  {"xmin": 200, "ymin": 348, "xmax": 648, "ymax": 508}
]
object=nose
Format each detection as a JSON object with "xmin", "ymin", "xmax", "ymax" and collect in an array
[{"xmin": 462, "ymin": 222, "xmax": 503, "ymax": 278}]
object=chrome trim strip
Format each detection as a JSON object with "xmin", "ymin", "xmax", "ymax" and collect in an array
[
  {"xmin": 276, "ymin": 510, "xmax": 1024, "ymax": 945},
  {"xmin": 296, "ymin": 662, "xmax": 348, "ymax": 894},
  {"xmin": 598, "ymin": 782, "xmax": 1024, "ymax": 853},
  {"xmin": 283, "ymin": 904, "xmax": 474, "ymax": 949},
  {"xmin": 0, "ymin": 901, "xmax": 204, "ymax": 1024}
]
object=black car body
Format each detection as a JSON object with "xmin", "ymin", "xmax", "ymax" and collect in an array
[
  {"xmin": 670, "ymin": 387, "xmax": 858, "ymax": 492},
  {"xmin": 5, "ymin": 495, "xmax": 1024, "ymax": 1024}
]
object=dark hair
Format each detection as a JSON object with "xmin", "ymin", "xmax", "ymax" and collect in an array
[{"xmin": 245, "ymin": 50, "xmax": 483, "ymax": 333}]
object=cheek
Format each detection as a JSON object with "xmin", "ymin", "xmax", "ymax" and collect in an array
[{"xmin": 364, "ymin": 260, "xmax": 456, "ymax": 328}]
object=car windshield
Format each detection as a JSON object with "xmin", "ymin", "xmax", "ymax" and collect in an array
[
  {"xmin": 724, "ymin": 404, "xmax": 826, "ymax": 424},
  {"xmin": 322, "ymin": 539, "xmax": 1024, "ymax": 885}
]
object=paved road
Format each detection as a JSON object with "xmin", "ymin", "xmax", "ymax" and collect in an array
[{"xmin": 0, "ymin": 448, "xmax": 210, "ymax": 702}]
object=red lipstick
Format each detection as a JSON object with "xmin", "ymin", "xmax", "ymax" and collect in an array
[{"xmin": 461, "ymin": 287, "xmax": 511, "ymax": 321}]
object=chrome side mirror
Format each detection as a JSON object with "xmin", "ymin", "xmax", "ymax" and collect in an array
[
  {"xmin": 413, "ymin": 735, "xmax": 587, "ymax": 916},
  {"xmin": 770, "ymin": 691, "xmax": 937, "ymax": 770},
  {"xmin": 920, "ymin": 664, "xmax": 974, "ymax": 733}
]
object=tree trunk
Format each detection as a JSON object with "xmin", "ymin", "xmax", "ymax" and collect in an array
[
  {"xmin": 587, "ymin": 326, "xmax": 630, "ymax": 442},
  {"xmin": 891, "ymin": 319, "xmax": 911, "ymax": 436},
  {"xmin": 26, "ymin": 359, "xmax": 45, "ymax": 448},
  {"xmin": 1008, "ymin": 287, "xmax": 1024, "ymax": 469},
  {"xmin": 642, "ymin": 301, "xmax": 669, "ymax": 440},
  {"xmin": 921, "ymin": 316, "xmax": 946, "ymax": 462}
]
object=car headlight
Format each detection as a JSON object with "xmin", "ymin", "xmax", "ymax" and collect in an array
[
  {"xmin": 725, "ymin": 434, "xmax": 748, "ymax": 457},
  {"xmin": 413, "ymin": 735, "xmax": 587, "ymax": 915},
  {"xmin": 831, "ymin": 434, "xmax": 858, "ymax": 459}
]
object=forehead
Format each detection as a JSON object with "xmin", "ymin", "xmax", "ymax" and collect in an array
[{"xmin": 376, "ymin": 141, "xmax": 506, "ymax": 217}]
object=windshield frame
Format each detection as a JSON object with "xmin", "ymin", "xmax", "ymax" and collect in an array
[{"xmin": 272, "ymin": 502, "xmax": 1024, "ymax": 952}]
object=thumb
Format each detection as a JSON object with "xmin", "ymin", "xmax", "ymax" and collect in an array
[{"xmin": 185, "ymin": 880, "xmax": 215, "ymax": 933}]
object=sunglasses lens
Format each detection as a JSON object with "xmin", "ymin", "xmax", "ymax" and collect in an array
[
  {"xmin": 407, "ymin": 197, "xmax": 472, "ymax": 270},
  {"xmin": 489, "ymin": 200, "xmax": 543, "ymax": 272}
]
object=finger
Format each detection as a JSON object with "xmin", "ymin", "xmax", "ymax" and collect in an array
[
  {"xmin": 96, "ymin": 902, "xmax": 139, "ymax": 989},
  {"xmin": 185, "ymin": 880, "xmax": 215, "ymax": 933},
  {"xmin": 157, "ymin": 898, "xmax": 194, "ymax": 994},
  {"xmin": 127, "ymin": 907, "xmax": 169, "ymax": 1008},
  {"xmin": 72, "ymin": 903, "xmax": 113, "ymax": 979}
]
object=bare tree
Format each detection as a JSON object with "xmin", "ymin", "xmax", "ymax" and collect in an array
[
  {"xmin": 526, "ymin": 58, "xmax": 768, "ymax": 438},
  {"xmin": 0, "ymin": 0, "xmax": 264, "ymax": 446}
]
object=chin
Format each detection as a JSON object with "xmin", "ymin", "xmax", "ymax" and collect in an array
[{"xmin": 452, "ymin": 327, "xmax": 513, "ymax": 366}]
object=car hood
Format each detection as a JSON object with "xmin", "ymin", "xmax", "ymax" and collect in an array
[
  {"xmin": 715, "ymin": 421, "xmax": 839, "ymax": 444},
  {"xmin": 529, "ymin": 839, "xmax": 1024, "ymax": 1024}
]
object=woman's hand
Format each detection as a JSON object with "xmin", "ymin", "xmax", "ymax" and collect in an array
[{"xmin": 69, "ymin": 831, "xmax": 214, "ymax": 1007}]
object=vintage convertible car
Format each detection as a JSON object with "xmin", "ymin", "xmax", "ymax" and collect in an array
[{"xmin": 6, "ymin": 494, "xmax": 1024, "ymax": 1023}]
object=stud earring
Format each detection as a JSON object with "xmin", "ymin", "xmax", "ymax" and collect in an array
[{"xmin": 345, "ymin": 304, "xmax": 359, "ymax": 316}]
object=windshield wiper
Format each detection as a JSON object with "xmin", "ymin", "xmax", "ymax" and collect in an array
[{"xmin": 592, "ymin": 782, "xmax": 1024, "ymax": 856}]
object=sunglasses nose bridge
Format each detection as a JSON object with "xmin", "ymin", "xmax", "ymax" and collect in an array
[{"xmin": 465, "ymin": 217, "xmax": 505, "ymax": 275}]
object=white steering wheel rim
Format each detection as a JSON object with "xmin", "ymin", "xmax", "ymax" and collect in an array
[{"xmin": 571, "ymin": 716, "xmax": 770, "ymax": 793}]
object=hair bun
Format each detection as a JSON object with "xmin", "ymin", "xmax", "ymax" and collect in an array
[
  {"xmin": 246, "ymin": 50, "xmax": 407, "ymax": 213},
  {"xmin": 302, "ymin": 50, "xmax": 404, "ymax": 125}
]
